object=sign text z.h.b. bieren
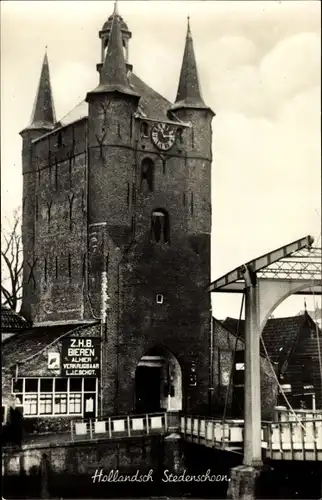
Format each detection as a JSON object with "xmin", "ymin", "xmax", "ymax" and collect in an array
[{"xmin": 62, "ymin": 338, "xmax": 100, "ymax": 377}]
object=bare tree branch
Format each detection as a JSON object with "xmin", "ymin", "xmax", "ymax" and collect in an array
[{"xmin": 1, "ymin": 208, "xmax": 23, "ymax": 312}]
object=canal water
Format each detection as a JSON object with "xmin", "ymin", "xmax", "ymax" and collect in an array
[{"xmin": 2, "ymin": 443, "xmax": 322, "ymax": 498}]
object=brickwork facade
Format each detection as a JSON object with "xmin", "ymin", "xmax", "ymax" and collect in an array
[{"xmin": 12, "ymin": 6, "xmax": 278, "ymax": 424}]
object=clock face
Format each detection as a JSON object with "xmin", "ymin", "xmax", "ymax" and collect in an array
[{"xmin": 151, "ymin": 123, "xmax": 176, "ymax": 151}]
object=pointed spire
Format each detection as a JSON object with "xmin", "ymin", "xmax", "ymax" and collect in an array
[
  {"xmin": 87, "ymin": 10, "xmax": 139, "ymax": 99},
  {"xmin": 187, "ymin": 15, "xmax": 191, "ymax": 37},
  {"xmin": 171, "ymin": 18, "xmax": 209, "ymax": 111},
  {"xmin": 21, "ymin": 50, "xmax": 56, "ymax": 133},
  {"xmin": 114, "ymin": 0, "xmax": 119, "ymax": 16}
]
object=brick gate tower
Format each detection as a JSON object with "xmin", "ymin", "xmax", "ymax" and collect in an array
[{"xmin": 20, "ymin": 4, "xmax": 214, "ymax": 416}]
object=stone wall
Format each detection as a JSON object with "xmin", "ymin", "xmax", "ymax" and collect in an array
[
  {"xmin": 212, "ymin": 319, "xmax": 278, "ymax": 419},
  {"xmin": 21, "ymin": 119, "xmax": 89, "ymax": 324}
]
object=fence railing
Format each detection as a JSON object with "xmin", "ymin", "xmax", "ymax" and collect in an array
[{"xmin": 70, "ymin": 412, "xmax": 167, "ymax": 441}]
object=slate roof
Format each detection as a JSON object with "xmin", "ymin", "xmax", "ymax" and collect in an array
[
  {"xmin": 1, "ymin": 307, "xmax": 30, "ymax": 332},
  {"xmin": 21, "ymin": 52, "xmax": 56, "ymax": 134},
  {"xmin": 1, "ymin": 323, "xmax": 98, "ymax": 367},
  {"xmin": 172, "ymin": 20, "xmax": 208, "ymax": 112},
  {"xmin": 59, "ymin": 72, "xmax": 173, "ymax": 128}
]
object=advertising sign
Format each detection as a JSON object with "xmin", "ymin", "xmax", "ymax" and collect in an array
[
  {"xmin": 48, "ymin": 352, "xmax": 60, "ymax": 370},
  {"xmin": 62, "ymin": 338, "xmax": 100, "ymax": 377}
]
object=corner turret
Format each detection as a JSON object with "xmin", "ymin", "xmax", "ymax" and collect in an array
[
  {"xmin": 20, "ymin": 50, "xmax": 56, "ymax": 135},
  {"xmin": 171, "ymin": 18, "xmax": 213, "ymax": 114},
  {"xmin": 20, "ymin": 50, "xmax": 56, "ymax": 321}
]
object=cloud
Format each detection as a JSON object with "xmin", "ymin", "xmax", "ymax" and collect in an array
[
  {"xmin": 1, "ymin": 0, "xmax": 320, "ymax": 320},
  {"xmin": 260, "ymin": 32, "xmax": 321, "ymax": 103}
]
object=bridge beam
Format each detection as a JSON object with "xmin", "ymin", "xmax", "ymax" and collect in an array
[{"xmin": 258, "ymin": 278, "xmax": 322, "ymax": 333}]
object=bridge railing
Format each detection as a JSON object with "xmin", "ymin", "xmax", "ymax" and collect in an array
[
  {"xmin": 181, "ymin": 414, "xmax": 322, "ymax": 460},
  {"xmin": 70, "ymin": 412, "xmax": 167, "ymax": 442},
  {"xmin": 180, "ymin": 415, "xmax": 247, "ymax": 451},
  {"xmin": 265, "ymin": 412, "xmax": 322, "ymax": 460}
]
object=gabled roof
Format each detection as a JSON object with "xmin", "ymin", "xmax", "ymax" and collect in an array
[
  {"xmin": 222, "ymin": 314, "xmax": 312, "ymax": 366},
  {"xmin": 212, "ymin": 317, "xmax": 272, "ymax": 359},
  {"xmin": 1, "ymin": 307, "xmax": 30, "ymax": 332},
  {"xmin": 1, "ymin": 323, "xmax": 99, "ymax": 367}
]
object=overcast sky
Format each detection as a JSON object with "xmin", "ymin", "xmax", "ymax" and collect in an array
[{"xmin": 1, "ymin": 1, "xmax": 321, "ymax": 319}]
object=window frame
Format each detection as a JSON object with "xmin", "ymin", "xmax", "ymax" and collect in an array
[
  {"xmin": 140, "ymin": 121, "xmax": 149, "ymax": 138},
  {"xmin": 11, "ymin": 377, "xmax": 98, "ymax": 418}
]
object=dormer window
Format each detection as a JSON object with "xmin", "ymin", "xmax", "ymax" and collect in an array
[{"xmin": 140, "ymin": 122, "xmax": 149, "ymax": 138}]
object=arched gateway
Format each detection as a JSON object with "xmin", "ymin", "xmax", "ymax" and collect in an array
[{"xmin": 135, "ymin": 346, "xmax": 182, "ymax": 414}]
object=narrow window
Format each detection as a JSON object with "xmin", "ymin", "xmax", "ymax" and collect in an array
[
  {"xmin": 162, "ymin": 159, "xmax": 166, "ymax": 175},
  {"xmin": 156, "ymin": 294, "xmax": 163, "ymax": 304},
  {"xmin": 55, "ymin": 256, "xmax": 58, "ymax": 279},
  {"xmin": 131, "ymin": 217, "xmax": 135, "ymax": 236},
  {"xmin": 47, "ymin": 200, "xmax": 53, "ymax": 232},
  {"xmin": 183, "ymin": 193, "xmax": 186, "ymax": 207},
  {"xmin": 177, "ymin": 128, "xmax": 183, "ymax": 143},
  {"xmin": 117, "ymin": 123, "xmax": 121, "ymax": 138},
  {"xmin": 49, "ymin": 162, "xmax": 52, "ymax": 184},
  {"xmin": 68, "ymin": 254, "xmax": 72, "ymax": 279},
  {"xmin": 141, "ymin": 158, "xmax": 154, "ymax": 193},
  {"xmin": 191, "ymin": 128, "xmax": 195, "ymax": 148},
  {"xmin": 81, "ymin": 189, "xmax": 85, "ymax": 213},
  {"xmin": 140, "ymin": 122, "xmax": 149, "ymax": 138},
  {"xmin": 126, "ymin": 182, "xmax": 130, "ymax": 207},
  {"xmin": 190, "ymin": 193, "xmax": 194, "ymax": 215},
  {"xmin": 151, "ymin": 209, "xmax": 169, "ymax": 244},
  {"xmin": 68, "ymin": 194, "xmax": 75, "ymax": 232},
  {"xmin": 38, "ymin": 168, "xmax": 41, "ymax": 184},
  {"xmin": 132, "ymin": 182, "xmax": 136, "ymax": 204},
  {"xmin": 44, "ymin": 258, "xmax": 47, "ymax": 282}
]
